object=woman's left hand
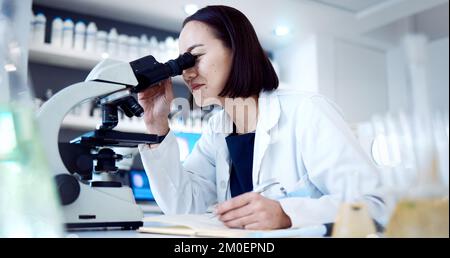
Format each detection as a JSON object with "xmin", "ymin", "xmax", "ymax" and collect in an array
[{"xmin": 215, "ymin": 192, "xmax": 292, "ymax": 230}]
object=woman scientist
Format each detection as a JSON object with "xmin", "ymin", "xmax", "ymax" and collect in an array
[{"xmin": 138, "ymin": 5, "xmax": 384, "ymax": 230}]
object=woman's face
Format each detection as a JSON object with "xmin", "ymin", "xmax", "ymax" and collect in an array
[{"xmin": 179, "ymin": 21, "xmax": 233, "ymax": 107}]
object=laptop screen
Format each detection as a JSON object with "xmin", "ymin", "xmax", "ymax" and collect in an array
[
  {"xmin": 129, "ymin": 169, "xmax": 154, "ymax": 201},
  {"xmin": 129, "ymin": 132, "xmax": 201, "ymax": 202}
]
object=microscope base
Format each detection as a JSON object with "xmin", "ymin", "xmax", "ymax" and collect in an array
[
  {"xmin": 62, "ymin": 182, "xmax": 144, "ymax": 230},
  {"xmin": 66, "ymin": 221, "xmax": 143, "ymax": 230}
]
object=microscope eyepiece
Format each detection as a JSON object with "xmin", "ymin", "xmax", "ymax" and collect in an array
[
  {"xmin": 166, "ymin": 52, "xmax": 197, "ymax": 76},
  {"xmin": 130, "ymin": 52, "xmax": 197, "ymax": 93}
]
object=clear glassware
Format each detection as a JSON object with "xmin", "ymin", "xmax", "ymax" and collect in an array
[
  {"xmin": 0, "ymin": 0, "xmax": 64, "ymax": 237},
  {"xmin": 370, "ymin": 34, "xmax": 449, "ymax": 237},
  {"xmin": 372, "ymin": 111, "xmax": 449, "ymax": 237}
]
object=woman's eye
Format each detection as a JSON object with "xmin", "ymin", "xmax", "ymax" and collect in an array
[{"xmin": 194, "ymin": 54, "xmax": 203, "ymax": 63}]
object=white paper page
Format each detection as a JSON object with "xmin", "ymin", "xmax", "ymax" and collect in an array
[{"xmin": 143, "ymin": 214, "xmax": 229, "ymax": 231}]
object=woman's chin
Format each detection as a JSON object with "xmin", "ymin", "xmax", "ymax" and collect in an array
[{"xmin": 193, "ymin": 93, "xmax": 222, "ymax": 107}]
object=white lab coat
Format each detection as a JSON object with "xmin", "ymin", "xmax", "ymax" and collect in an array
[{"xmin": 139, "ymin": 89, "xmax": 385, "ymax": 228}]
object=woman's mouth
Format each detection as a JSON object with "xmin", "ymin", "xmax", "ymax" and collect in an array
[{"xmin": 191, "ymin": 83, "xmax": 205, "ymax": 91}]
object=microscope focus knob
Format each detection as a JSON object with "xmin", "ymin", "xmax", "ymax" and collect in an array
[
  {"xmin": 76, "ymin": 154, "xmax": 94, "ymax": 180},
  {"xmin": 55, "ymin": 174, "xmax": 80, "ymax": 205}
]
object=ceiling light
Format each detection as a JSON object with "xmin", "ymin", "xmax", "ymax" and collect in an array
[
  {"xmin": 274, "ymin": 26, "xmax": 290, "ymax": 37},
  {"xmin": 184, "ymin": 4, "xmax": 199, "ymax": 15},
  {"xmin": 4, "ymin": 64, "xmax": 17, "ymax": 72}
]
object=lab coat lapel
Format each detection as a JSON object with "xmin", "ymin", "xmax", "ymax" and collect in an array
[
  {"xmin": 216, "ymin": 144, "xmax": 231, "ymax": 202},
  {"xmin": 252, "ymin": 91, "xmax": 281, "ymax": 186},
  {"xmin": 212, "ymin": 111, "xmax": 233, "ymax": 202}
]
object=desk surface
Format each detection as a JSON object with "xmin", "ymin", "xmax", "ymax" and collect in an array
[{"xmin": 64, "ymin": 203, "xmax": 184, "ymax": 238}]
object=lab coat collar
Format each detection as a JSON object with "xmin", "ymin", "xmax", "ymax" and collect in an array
[{"xmin": 257, "ymin": 90, "xmax": 281, "ymax": 132}]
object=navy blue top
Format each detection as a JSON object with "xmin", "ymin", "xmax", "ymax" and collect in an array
[{"xmin": 225, "ymin": 124, "xmax": 255, "ymax": 197}]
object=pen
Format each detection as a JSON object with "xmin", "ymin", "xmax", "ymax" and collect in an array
[{"xmin": 252, "ymin": 179, "xmax": 280, "ymax": 194}]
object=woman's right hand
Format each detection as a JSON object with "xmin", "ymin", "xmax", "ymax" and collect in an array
[{"xmin": 137, "ymin": 78, "xmax": 173, "ymax": 136}]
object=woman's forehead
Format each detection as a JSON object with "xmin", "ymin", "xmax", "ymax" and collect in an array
[{"xmin": 179, "ymin": 21, "xmax": 214, "ymax": 52}]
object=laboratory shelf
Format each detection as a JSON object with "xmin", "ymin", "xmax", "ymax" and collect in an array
[
  {"xmin": 29, "ymin": 43, "xmax": 100, "ymax": 70},
  {"xmin": 28, "ymin": 43, "xmax": 184, "ymax": 84}
]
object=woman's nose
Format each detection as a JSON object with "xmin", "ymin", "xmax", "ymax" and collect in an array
[{"xmin": 182, "ymin": 66, "xmax": 197, "ymax": 81}]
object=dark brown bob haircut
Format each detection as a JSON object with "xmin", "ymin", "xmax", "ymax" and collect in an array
[{"xmin": 183, "ymin": 5, "xmax": 279, "ymax": 98}]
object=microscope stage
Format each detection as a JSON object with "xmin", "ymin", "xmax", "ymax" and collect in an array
[{"xmin": 70, "ymin": 129, "xmax": 165, "ymax": 148}]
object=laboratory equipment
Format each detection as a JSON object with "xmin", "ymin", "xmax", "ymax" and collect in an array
[
  {"xmin": 85, "ymin": 22, "xmax": 97, "ymax": 52},
  {"xmin": 95, "ymin": 30, "xmax": 107, "ymax": 54},
  {"xmin": 107, "ymin": 28, "xmax": 118, "ymax": 57},
  {"xmin": 50, "ymin": 17, "xmax": 63, "ymax": 47},
  {"xmin": 73, "ymin": 21, "xmax": 86, "ymax": 51},
  {"xmin": 118, "ymin": 34, "xmax": 129, "ymax": 60},
  {"xmin": 62, "ymin": 18, "xmax": 74, "ymax": 49},
  {"xmin": 149, "ymin": 36, "xmax": 159, "ymax": 59},
  {"xmin": 36, "ymin": 52, "xmax": 196, "ymax": 229},
  {"xmin": 1, "ymin": 0, "xmax": 64, "ymax": 237},
  {"xmin": 128, "ymin": 36, "xmax": 139, "ymax": 60},
  {"xmin": 33, "ymin": 13, "xmax": 46, "ymax": 45},
  {"xmin": 139, "ymin": 34, "xmax": 149, "ymax": 57},
  {"xmin": 371, "ymin": 35, "xmax": 449, "ymax": 237}
]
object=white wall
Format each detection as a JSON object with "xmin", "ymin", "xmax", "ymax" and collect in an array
[
  {"xmin": 428, "ymin": 37, "xmax": 449, "ymax": 111},
  {"xmin": 387, "ymin": 37, "xmax": 449, "ymax": 113},
  {"xmin": 275, "ymin": 34, "xmax": 448, "ymax": 124},
  {"xmin": 274, "ymin": 34, "xmax": 389, "ymax": 123},
  {"xmin": 386, "ymin": 46, "xmax": 409, "ymax": 112},
  {"xmin": 316, "ymin": 34, "xmax": 336, "ymax": 100},
  {"xmin": 334, "ymin": 39, "xmax": 389, "ymax": 123},
  {"xmin": 274, "ymin": 35, "xmax": 319, "ymax": 92}
]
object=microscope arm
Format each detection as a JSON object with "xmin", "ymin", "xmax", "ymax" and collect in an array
[{"xmin": 36, "ymin": 81, "xmax": 127, "ymax": 176}]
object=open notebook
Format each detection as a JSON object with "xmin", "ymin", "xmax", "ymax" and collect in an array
[
  {"xmin": 138, "ymin": 214, "xmax": 327, "ymax": 238},
  {"xmin": 139, "ymin": 214, "xmax": 259, "ymax": 237}
]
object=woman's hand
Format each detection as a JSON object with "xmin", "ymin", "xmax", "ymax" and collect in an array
[
  {"xmin": 215, "ymin": 192, "xmax": 292, "ymax": 230},
  {"xmin": 137, "ymin": 79, "xmax": 173, "ymax": 135}
]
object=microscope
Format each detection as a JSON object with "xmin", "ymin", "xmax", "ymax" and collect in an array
[{"xmin": 36, "ymin": 53, "xmax": 196, "ymax": 230}]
